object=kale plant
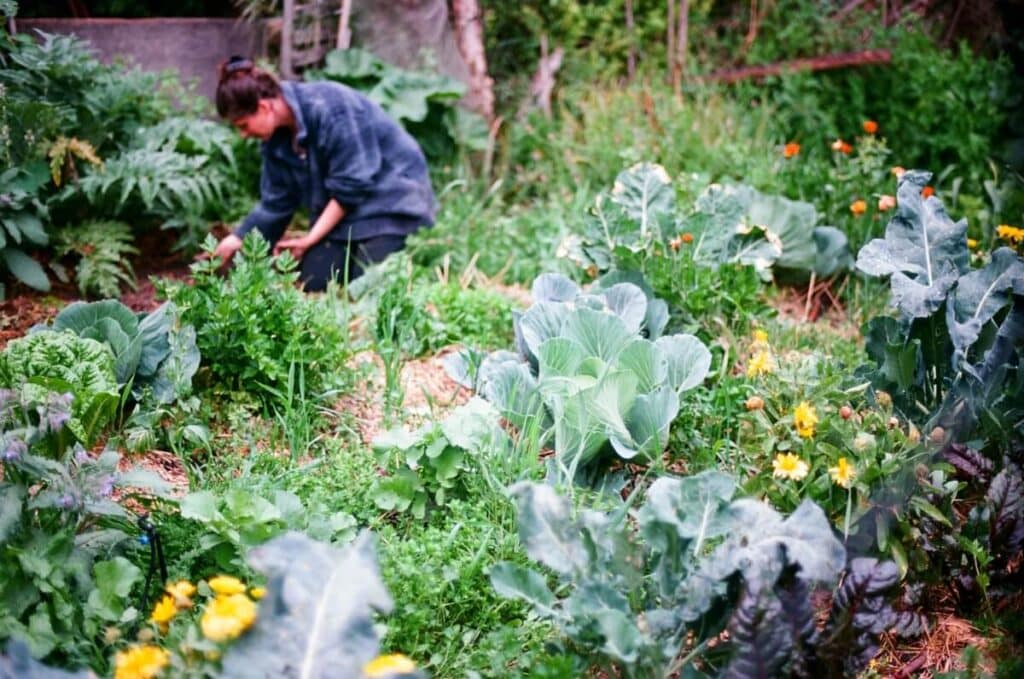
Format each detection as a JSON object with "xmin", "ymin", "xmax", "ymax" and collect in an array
[{"xmin": 491, "ymin": 473, "xmax": 917, "ymax": 678}]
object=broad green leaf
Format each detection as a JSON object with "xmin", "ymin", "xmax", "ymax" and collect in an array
[
  {"xmin": 2, "ymin": 248, "xmax": 49, "ymax": 291},
  {"xmin": 593, "ymin": 609, "xmax": 644, "ymax": 664},
  {"xmin": 617, "ymin": 339, "xmax": 665, "ymax": 393},
  {"xmin": 613, "ymin": 386, "xmax": 679, "ymax": 460},
  {"xmin": 609, "ymin": 162, "xmax": 675, "ymax": 240},
  {"xmin": 519, "ymin": 301, "xmax": 568, "ymax": 360},
  {"xmin": 508, "ymin": 482, "xmax": 588, "ymax": 575},
  {"xmin": 945, "ymin": 247, "xmax": 1024, "ymax": 363},
  {"xmin": 9, "ymin": 212, "xmax": 48, "ymax": 246},
  {"xmin": 710, "ymin": 500, "xmax": 845, "ymax": 584},
  {"xmin": 812, "ymin": 226, "xmax": 854, "ymax": 277},
  {"xmin": 221, "ymin": 532, "xmax": 393, "ymax": 679},
  {"xmin": 439, "ymin": 397, "xmax": 506, "ymax": 452},
  {"xmin": 562, "ymin": 308, "xmax": 633, "ymax": 364},
  {"xmin": 180, "ymin": 490, "xmax": 220, "ymax": 522},
  {"xmin": 0, "ymin": 485, "xmax": 25, "ymax": 543},
  {"xmin": 601, "ymin": 283, "xmax": 647, "ymax": 334},
  {"xmin": 489, "ymin": 562, "xmax": 556, "ymax": 612},
  {"xmin": 657, "ymin": 334, "xmax": 712, "ymax": 393},
  {"xmin": 86, "ymin": 557, "xmax": 141, "ymax": 621},
  {"xmin": 856, "ymin": 170, "xmax": 968, "ymax": 319},
  {"xmin": 638, "ymin": 472, "xmax": 736, "ymax": 550},
  {"xmin": 862, "ymin": 317, "xmax": 921, "ymax": 390},
  {"xmin": 531, "ymin": 273, "xmax": 580, "ymax": 303},
  {"xmin": 135, "ymin": 302, "xmax": 174, "ymax": 378},
  {"xmin": 537, "ymin": 337, "xmax": 588, "ymax": 380}
]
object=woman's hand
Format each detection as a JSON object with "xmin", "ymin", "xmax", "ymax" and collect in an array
[
  {"xmin": 200, "ymin": 234, "xmax": 243, "ymax": 264},
  {"xmin": 273, "ymin": 235, "xmax": 314, "ymax": 261}
]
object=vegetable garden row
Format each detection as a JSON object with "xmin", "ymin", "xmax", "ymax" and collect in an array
[{"xmin": 2, "ymin": 3, "xmax": 1023, "ymax": 678}]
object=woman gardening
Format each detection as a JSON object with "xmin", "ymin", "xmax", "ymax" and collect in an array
[{"xmin": 211, "ymin": 56, "xmax": 436, "ymax": 290}]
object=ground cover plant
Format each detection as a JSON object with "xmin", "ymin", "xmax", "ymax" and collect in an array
[{"xmin": 1, "ymin": 1, "xmax": 1022, "ymax": 677}]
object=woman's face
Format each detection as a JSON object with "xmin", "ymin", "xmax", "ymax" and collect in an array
[{"xmin": 231, "ymin": 99, "xmax": 278, "ymax": 141}]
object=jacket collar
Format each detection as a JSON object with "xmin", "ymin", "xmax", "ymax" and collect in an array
[{"xmin": 279, "ymin": 81, "xmax": 308, "ymax": 147}]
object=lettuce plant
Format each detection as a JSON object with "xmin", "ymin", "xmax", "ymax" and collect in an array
[
  {"xmin": 452, "ymin": 273, "xmax": 710, "ymax": 469},
  {"xmin": 491, "ymin": 474, "xmax": 916, "ymax": 677},
  {"xmin": 0, "ymin": 331, "xmax": 118, "ymax": 445}
]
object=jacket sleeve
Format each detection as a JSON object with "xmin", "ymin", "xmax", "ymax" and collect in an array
[
  {"xmin": 233, "ymin": 158, "xmax": 299, "ymax": 245},
  {"xmin": 320, "ymin": 106, "xmax": 381, "ymax": 208}
]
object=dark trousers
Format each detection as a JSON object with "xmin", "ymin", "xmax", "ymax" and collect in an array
[{"xmin": 299, "ymin": 234, "xmax": 407, "ymax": 292}]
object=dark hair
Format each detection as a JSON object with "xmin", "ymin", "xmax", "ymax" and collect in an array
[{"xmin": 215, "ymin": 55, "xmax": 282, "ymax": 119}]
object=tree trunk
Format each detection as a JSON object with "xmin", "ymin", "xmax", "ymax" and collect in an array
[
  {"xmin": 672, "ymin": 0, "xmax": 689, "ymax": 98},
  {"xmin": 625, "ymin": 0, "xmax": 637, "ymax": 82},
  {"xmin": 451, "ymin": 0, "xmax": 495, "ymax": 121}
]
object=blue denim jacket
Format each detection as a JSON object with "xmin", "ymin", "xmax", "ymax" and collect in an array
[{"xmin": 235, "ymin": 80, "xmax": 436, "ymax": 244}]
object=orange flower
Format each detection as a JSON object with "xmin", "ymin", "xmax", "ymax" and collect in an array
[
  {"xmin": 862, "ymin": 120, "xmax": 878, "ymax": 134},
  {"xmin": 850, "ymin": 200, "xmax": 867, "ymax": 215},
  {"xmin": 891, "ymin": 166, "xmax": 906, "ymax": 178},
  {"xmin": 877, "ymin": 194, "xmax": 896, "ymax": 212},
  {"xmin": 783, "ymin": 142, "xmax": 800, "ymax": 158},
  {"xmin": 921, "ymin": 186, "xmax": 935, "ymax": 198},
  {"xmin": 681, "ymin": 232, "xmax": 694, "ymax": 244}
]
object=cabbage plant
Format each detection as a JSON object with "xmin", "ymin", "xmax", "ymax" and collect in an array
[{"xmin": 451, "ymin": 273, "xmax": 711, "ymax": 468}]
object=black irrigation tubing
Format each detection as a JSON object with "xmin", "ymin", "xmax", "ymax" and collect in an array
[{"xmin": 136, "ymin": 512, "xmax": 168, "ymax": 624}]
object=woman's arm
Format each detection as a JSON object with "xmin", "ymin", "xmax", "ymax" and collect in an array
[{"xmin": 273, "ymin": 198, "xmax": 345, "ymax": 260}]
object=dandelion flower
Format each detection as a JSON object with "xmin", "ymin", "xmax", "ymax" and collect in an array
[
  {"xmin": 114, "ymin": 645, "xmax": 169, "ymax": 679},
  {"xmin": 166, "ymin": 580, "xmax": 196, "ymax": 600},
  {"xmin": 773, "ymin": 453, "xmax": 810, "ymax": 481},
  {"xmin": 201, "ymin": 594, "xmax": 257, "ymax": 642},
  {"xmin": 746, "ymin": 350, "xmax": 774, "ymax": 378},
  {"xmin": 849, "ymin": 200, "xmax": 867, "ymax": 215},
  {"xmin": 793, "ymin": 401, "xmax": 818, "ymax": 438},
  {"xmin": 783, "ymin": 142, "xmax": 800, "ymax": 158},
  {"xmin": 364, "ymin": 655, "xmax": 418, "ymax": 677},
  {"xmin": 996, "ymin": 224, "xmax": 1024, "ymax": 244},
  {"xmin": 207, "ymin": 575, "xmax": 247, "ymax": 596},
  {"xmin": 862, "ymin": 120, "xmax": 878, "ymax": 134},
  {"xmin": 829, "ymin": 457, "xmax": 857, "ymax": 488},
  {"xmin": 921, "ymin": 186, "xmax": 935, "ymax": 198},
  {"xmin": 752, "ymin": 329, "xmax": 770, "ymax": 346},
  {"xmin": 149, "ymin": 595, "xmax": 177, "ymax": 631},
  {"xmin": 877, "ymin": 194, "xmax": 896, "ymax": 212}
]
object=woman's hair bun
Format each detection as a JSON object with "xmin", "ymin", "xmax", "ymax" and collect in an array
[{"xmin": 218, "ymin": 55, "xmax": 255, "ymax": 83}]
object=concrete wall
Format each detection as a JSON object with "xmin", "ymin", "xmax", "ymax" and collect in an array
[{"xmin": 15, "ymin": 18, "xmax": 268, "ymax": 104}]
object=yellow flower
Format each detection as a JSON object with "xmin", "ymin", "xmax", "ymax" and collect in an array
[
  {"xmin": 201, "ymin": 594, "xmax": 257, "ymax": 642},
  {"xmin": 746, "ymin": 350, "xmax": 774, "ymax": 378},
  {"xmin": 996, "ymin": 224, "xmax": 1024, "ymax": 244},
  {"xmin": 877, "ymin": 194, "xmax": 896, "ymax": 212},
  {"xmin": 166, "ymin": 580, "xmax": 196, "ymax": 599},
  {"xmin": 772, "ymin": 453, "xmax": 810, "ymax": 481},
  {"xmin": 149, "ymin": 595, "xmax": 177, "ymax": 631},
  {"xmin": 249, "ymin": 586, "xmax": 266, "ymax": 600},
  {"xmin": 793, "ymin": 401, "xmax": 818, "ymax": 438},
  {"xmin": 752, "ymin": 329, "xmax": 770, "ymax": 346},
  {"xmin": 114, "ymin": 645, "xmax": 169, "ymax": 679},
  {"xmin": 363, "ymin": 654, "xmax": 418, "ymax": 677},
  {"xmin": 849, "ymin": 200, "xmax": 867, "ymax": 216},
  {"xmin": 967, "ymin": 238, "xmax": 979, "ymax": 250},
  {"xmin": 207, "ymin": 575, "xmax": 247, "ymax": 596},
  {"xmin": 828, "ymin": 457, "xmax": 857, "ymax": 488}
]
